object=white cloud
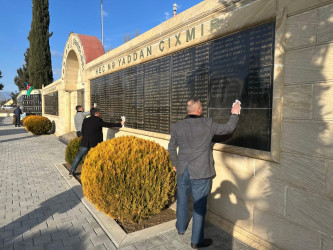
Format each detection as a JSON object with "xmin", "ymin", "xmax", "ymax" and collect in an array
[
  {"xmin": 165, "ymin": 11, "xmax": 170, "ymax": 20},
  {"xmin": 51, "ymin": 50, "xmax": 63, "ymax": 57}
]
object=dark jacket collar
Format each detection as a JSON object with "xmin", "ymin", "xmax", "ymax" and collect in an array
[{"xmin": 185, "ymin": 114, "xmax": 201, "ymax": 119}]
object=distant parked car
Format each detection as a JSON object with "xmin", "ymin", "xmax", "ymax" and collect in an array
[{"xmin": 1, "ymin": 105, "xmax": 14, "ymax": 110}]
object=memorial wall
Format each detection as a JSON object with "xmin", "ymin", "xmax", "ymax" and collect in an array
[
  {"xmin": 91, "ymin": 21, "xmax": 275, "ymax": 151},
  {"xmin": 41, "ymin": 0, "xmax": 333, "ymax": 249}
]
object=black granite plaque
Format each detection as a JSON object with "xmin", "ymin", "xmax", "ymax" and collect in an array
[
  {"xmin": 98, "ymin": 76, "xmax": 108, "ymax": 121},
  {"xmin": 90, "ymin": 21, "xmax": 275, "ymax": 151},
  {"xmin": 90, "ymin": 78, "xmax": 99, "ymax": 109},
  {"xmin": 136, "ymin": 68, "xmax": 144, "ymax": 129},
  {"xmin": 109, "ymin": 72, "xmax": 124, "ymax": 123},
  {"xmin": 210, "ymin": 109, "xmax": 271, "ymax": 151},
  {"xmin": 124, "ymin": 68, "xmax": 137, "ymax": 128},
  {"xmin": 17, "ymin": 94, "xmax": 42, "ymax": 115},
  {"xmin": 209, "ymin": 22, "xmax": 275, "ymax": 151},
  {"xmin": 44, "ymin": 92, "xmax": 58, "ymax": 116}
]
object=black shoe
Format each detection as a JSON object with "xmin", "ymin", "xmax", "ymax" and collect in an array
[
  {"xmin": 69, "ymin": 172, "xmax": 74, "ymax": 177},
  {"xmin": 178, "ymin": 231, "xmax": 184, "ymax": 235},
  {"xmin": 191, "ymin": 239, "xmax": 213, "ymax": 249}
]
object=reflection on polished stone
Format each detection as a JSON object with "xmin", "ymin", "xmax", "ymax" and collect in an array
[{"xmin": 90, "ymin": 22, "xmax": 275, "ymax": 151}]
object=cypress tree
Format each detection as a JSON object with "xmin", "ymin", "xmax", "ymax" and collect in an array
[
  {"xmin": 14, "ymin": 48, "xmax": 30, "ymax": 91},
  {"xmin": 28, "ymin": 0, "xmax": 53, "ymax": 89}
]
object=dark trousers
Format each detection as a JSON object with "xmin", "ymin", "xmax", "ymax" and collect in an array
[
  {"xmin": 70, "ymin": 147, "xmax": 89, "ymax": 173},
  {"xmin": 176, "ymin": 167, "xmax": 211, "ymax": 244},
  {"xmin": 76, "ymin": 131, "xmax": 82, "ymax": 137},
  {"xmin": 15, "ymin": 116, "xmax": 20, "ymax": 126}
]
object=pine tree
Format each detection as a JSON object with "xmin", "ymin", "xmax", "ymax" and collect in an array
[
  {"xmin": 28, "ymin": 0, "xmax": 53, "ymax": 89},
  {"xmin": 14, "ymin": 48, "xmax": 30, "ymax": 91}
]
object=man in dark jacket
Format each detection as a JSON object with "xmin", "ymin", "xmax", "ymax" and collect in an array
[
  {"xmin": 13, "ymin": 106, "xmax": 22, "ymax": 127},
  {"xmin": 69, "ymin": 107, "xmax": 125, "ymax": 176},
  {"xmin": 168, "ymin": 99, "xmax": 241, "ymax": 249}
]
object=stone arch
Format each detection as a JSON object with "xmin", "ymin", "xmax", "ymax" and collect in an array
[
  {"xmin": 61, "ymin": 33, "xmax": 105, "ymax": 91},
  {"xmin": 59, "ymin": 33, "xmax": 105, "ymax": 133},
  {"xmin": 64, "ymin": 50, "xmax": 81, "ymax": 90}
]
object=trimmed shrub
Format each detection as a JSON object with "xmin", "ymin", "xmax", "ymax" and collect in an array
[
  {"xmin": 22, "ymin": 115, "xmax": 33, "ymax": 125},
  {"xmin": 23, "ymin": 115, "xmax": 52, "ymax": 135},
  {"xmin": 81, "ymin": 136, "xmax": 176, "ymax": 224},
  {"xmin": 65, "ymin": 136, "xmax": 83, "ymax": 166}
]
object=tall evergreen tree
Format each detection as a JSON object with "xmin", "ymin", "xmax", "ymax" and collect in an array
[
  {"xmin": 0, "ymin": 70, "xmax": 3, "ymax": 90},
  {"xmin": 28, "ymin": 0, "xmax": 53, "ymax": 89},
  {"xmin": 10, "ymin": 92, "xmax": 19, "ymax": 105},
  {"xmin": 14, "ymin": 48, "xmax": 30, "ymax": 91}
]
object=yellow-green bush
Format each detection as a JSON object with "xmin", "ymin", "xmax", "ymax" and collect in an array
[
  {"xmin": 81, "ymin": 136, "xmax": 176, "ymax": 224},
  {"xmin": 23, "ymin": 115, "xmax": 52, "ymax": 135},
  {"xmin": 65, "ymin": 137, "xmax": 83, "ymax": 165},
  {"xmin": 22, "ymin": 115, "xmax": 34, "ymax": 125}
]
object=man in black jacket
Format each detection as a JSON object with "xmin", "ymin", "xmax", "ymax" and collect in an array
[
  {"xmin": 13, "ymin": 106, "xmax": 22, "ymax": 127},
  {"xmin": 69, "ymin": 108, "xmax": 125, "ymax": 176}
]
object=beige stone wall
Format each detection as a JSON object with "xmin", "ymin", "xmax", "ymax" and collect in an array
[
  {"xmin": 99, "ymin": 1, "xmax": 333, "ymax": 249},
  {"xmin": 196, "ymin": 1, "xmax": 332, "ymax": 249},
  {"xmin": 42, "ymin": 0, "xmax": 333, "ymax": 249}
]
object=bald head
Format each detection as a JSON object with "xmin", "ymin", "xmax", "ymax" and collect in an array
[{"xmin": 186, "ymin": 99, "xmax": 202, "ymax": 115}]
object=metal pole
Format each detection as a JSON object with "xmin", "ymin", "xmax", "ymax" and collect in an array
[
  {"xmin": 173, "ymin": 3, "xmax": 177, "ymax": 17},
  {"xmin": 101, "ymin": 0, "xmax": 104, "ymax": 46}
]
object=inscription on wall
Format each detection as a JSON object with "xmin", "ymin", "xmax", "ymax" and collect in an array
[{"xmin": 91, "ymin": 22, "xmax": 275, "ymax": 151}]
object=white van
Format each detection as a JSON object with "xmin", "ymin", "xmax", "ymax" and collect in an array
[{"xmin": 1, "ymin": 105, "xmax": 14, "ymax": 110}]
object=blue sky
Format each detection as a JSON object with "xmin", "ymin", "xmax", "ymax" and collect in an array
[{"xmin": 0, "ymin": 0, "xmax": 203, "ymax": 95}]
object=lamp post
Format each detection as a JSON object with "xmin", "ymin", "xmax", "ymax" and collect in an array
[{"xmin": 101, "ymin": 0, "xmax": 104, "ymax": 46}]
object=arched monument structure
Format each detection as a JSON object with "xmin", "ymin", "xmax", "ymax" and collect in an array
[{"xmin": 42, "ymin": 33, "xmax": 104, "ymax": 135}]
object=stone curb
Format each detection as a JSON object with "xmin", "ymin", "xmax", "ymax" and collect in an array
[{"xmin": 53, "ymin": 163, "xmax": 177, "ymax": 248}]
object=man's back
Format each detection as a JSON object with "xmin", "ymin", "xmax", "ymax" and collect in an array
[
  {"xmin": 14, "ymin": 108, "xmax": 22, "ymax": 116},
  {"xmin": 81, "ymin": 115, "xmax": 122, "ymax": 148},
  {"xmin": 74, "ymin": 111, "xmax": 90, "ymax": 131},
  {"xmin": 81, "ymin": 116, "xmax": 103, "ymax": 148},
  {"xmin": 168, "ymin": 115, "xmax": 239, "ymax": 179}
]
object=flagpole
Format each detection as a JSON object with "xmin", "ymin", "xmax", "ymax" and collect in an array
[{"xmin": 101, "ymin": 0, "xmax": 104, "ymax": 46}]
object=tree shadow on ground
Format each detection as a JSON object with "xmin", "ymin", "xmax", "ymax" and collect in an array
[
  {"xmin": 0, "ymin": 128, "xmax": 28, "ymax": 137},
  {"xmin": 0, "ymin": 188, "xmax": 108, "ymax": 249}
]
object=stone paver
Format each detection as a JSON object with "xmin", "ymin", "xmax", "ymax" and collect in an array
[
  {"xmin": 0, "ymin": 117, "xmax": 116, "ymax": 249},
  {"xmin": 0, "ymin": 116, "xmax": 254, "ymax": 249}
]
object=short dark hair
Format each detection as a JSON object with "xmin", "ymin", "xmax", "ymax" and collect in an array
[
  {"xmin": 75, "ymin": 105, "xmax": 82, "ymax": 111},
  {"xmin": 90, "ymin": 107, "xmax": 100, "ymax": 116}
]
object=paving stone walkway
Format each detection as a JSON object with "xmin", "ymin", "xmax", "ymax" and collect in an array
[{"xmin": 0, "ymin": 116, "xmax": 254, "ymax": 250}]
